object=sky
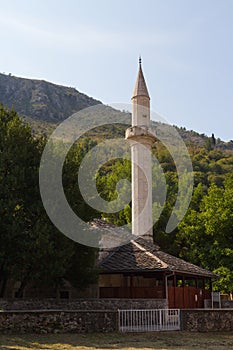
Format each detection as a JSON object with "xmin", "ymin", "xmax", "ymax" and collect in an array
[{"xmin": 0, "ymin": 0, "xmax": 232, "ymax": 141}]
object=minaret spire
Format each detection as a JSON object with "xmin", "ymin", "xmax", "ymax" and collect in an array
[
  {"xmin": 125, "ymin": 59, "xmax": 156, "ymax": 242},
  {"xmin": 139, "ymin": 55, "xmax": 142, "ymax": 65},
  {"xmin": 132, "ymin": 57, "xmax": 150, "ymax": 101}
]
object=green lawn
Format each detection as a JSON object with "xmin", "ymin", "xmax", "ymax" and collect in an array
[{"xmin": 1, "ymin": 332, "xmax": 233, "ymax": 350}]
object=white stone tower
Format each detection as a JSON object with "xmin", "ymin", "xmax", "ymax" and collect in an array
[{"xmin": 125, "ymin": 58, "xmax": 156, "ymax": 241}]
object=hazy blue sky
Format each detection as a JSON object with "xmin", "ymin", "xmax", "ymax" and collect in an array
[{"xmin": 0, "ymin": 0, "xmax": 232, "ymax": 140}]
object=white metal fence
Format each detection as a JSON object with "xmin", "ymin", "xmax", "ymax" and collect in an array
[{"xmin": 118, "ymin": 309, "xmax": 180, "ymax": 332}]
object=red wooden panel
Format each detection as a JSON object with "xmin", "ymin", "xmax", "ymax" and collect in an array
[
  {"xmin": 168, "ymin": 286, "xmax": 175, "ymax": 308},
  {"xmin": 175, "ymin": 287, "xmax": 185, "ymax": 308},
  {"xmin": 100, "ymin": 286, "xmax": 211, "ymax": 307},
  {"xmin": 100, "ymin": 286, "xmax": 165, "ymax": 299},
  {"xmin": 168, "ymin": 286, "xmax": 211, "ymax": 308},
  {"xmin": 133, "ymin": 286, "xmax": 165, "ymax": 299}
]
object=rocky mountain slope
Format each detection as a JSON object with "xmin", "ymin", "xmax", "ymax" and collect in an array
[
  {"xmin": 0, "ymin": 72, "xmax": 232, "ymax": 150},
  {"xmin": 0, "ymin": 73, "xmax": 101, "ymax": 124}
]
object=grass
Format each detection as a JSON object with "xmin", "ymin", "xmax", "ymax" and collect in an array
[{"xmin": 0, "ymin": 332, "xmax": 233, "ymax": 350}]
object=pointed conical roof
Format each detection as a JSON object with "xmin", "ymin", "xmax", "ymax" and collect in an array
[{"xmin": 132, "ymin": 58, "xmax": 150, "ymax": 99}]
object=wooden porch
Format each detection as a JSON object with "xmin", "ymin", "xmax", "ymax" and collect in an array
[
  {"xmin": 99, "ymin": 273, "xmax": 212, "ymax": 309},
  {"xmin": 100, "ymin": 286, "xmax": 165, "ymax": 299},
  {"xmin": 168, "ymin": 286, "xmax": 211, "ymax": 308},
  {"xmin": 99, "ymin": 285, "xmax": 211, "ymax": 308}
]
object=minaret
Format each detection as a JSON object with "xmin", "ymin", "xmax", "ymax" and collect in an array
[{"xmin": 125, "ymin": 58, "xmax": 156, "ymax": 241}]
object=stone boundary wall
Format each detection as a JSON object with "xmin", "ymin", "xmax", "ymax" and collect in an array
[
  {"xmin": 180, "ymin": 309, "xmax": 233, "ymax": 332},
  {"xmin": 204, "ymin": 299, "xmax": 233, "ymax": 308},
  {"xmin": 0, "ymin": 298, "xmax": 168, "ymax": 311},
  {"xmin": 221, "ymin": 300, "xmax": 233, "ymax": 308},
  {"xmin": 0, "ymin": 310, "xmax": 117, "ymax": 333},
  {"xmin": 1, "ymin": 309, "xmax": 233, "ymax": 333}
]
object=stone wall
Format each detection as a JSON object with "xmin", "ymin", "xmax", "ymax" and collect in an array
[
  {"xmin": 1, "ymin": 308, "xmax": 233, "ymax": 333},
  {"xmin": 221, "ymin": 300, "xmax": 233, "ymax": 308},
  {"xmin": 0, "ymin": 298, "xmax": 168, "ymax": 311},
  {"xmin": 0, "ymin": 310, "xmax": 117, "ymax": 333},
  {"xmin": 204, "ymin": 299, "xmax": 233, "ymax": 309},
  {"xmin": 181, "ymin": 309, "xmax": 233, "ymax": 332}
]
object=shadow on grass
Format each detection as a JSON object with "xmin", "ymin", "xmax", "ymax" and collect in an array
[{"xmin": 1, "ymin": 332, "xmax": 233, "ymax": 350}]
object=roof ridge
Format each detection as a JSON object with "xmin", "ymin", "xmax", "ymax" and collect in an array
[
  {"xmin": 131, "ymin": 240, "xmax": 168, "ymax": 269},
  {"xmin": 155, "ymin": 250, "xmax": 217, "ymax": 277}
]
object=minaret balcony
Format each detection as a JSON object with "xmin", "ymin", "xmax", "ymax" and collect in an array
[{"xmin": 125, "ymin": 126, "xmax": 156, "ymax": 144}]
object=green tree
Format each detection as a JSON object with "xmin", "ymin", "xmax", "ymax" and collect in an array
[
  {"xmin": 177, "ymin": 175, "xmax": 233, "ymax": 293},
  {"xmin": 96, "ymin": 158, "xmax": 131, "ymax": 226},
  {"xmin": 0, "ymin": 105, "xmax": 42, "ymax": 296},
  {"xmin": 0, "ymin": 106, "xmax": 97, "ymax": 297}
]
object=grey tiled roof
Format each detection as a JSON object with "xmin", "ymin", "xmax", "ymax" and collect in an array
[{"xmin": 98, "ymin": 236, "xmax": 217, "ymax": 278}]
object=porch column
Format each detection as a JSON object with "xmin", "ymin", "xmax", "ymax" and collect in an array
[
  {"xmin": 162, "ymin": 273, "xmax": 166, "ymax": 299},
  {"xmin": 174, "ymin": 274, "xmax": 177, "ymax": 308},
  {"xmin": 182, "ymin": 275, "xmax": 185, "ymax": 307},
  {"xmin": 130, "ymin": 274, "xmax": 133, "ymax": 298}
]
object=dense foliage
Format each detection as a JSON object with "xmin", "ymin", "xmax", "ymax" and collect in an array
[
  {"xmin": 0, "ymin": 105, "xmax": 97, "ymax": 298},
  {"xmin": 1, "ymin": 104, "xmax": 233, "ymax": 295},
  {"xmin": 97, "ymin": 141, "xmax": 233, "ymax": 293}
]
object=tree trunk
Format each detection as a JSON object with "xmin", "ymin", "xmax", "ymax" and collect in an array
[
  {"xmin": 16, "ymin": 278, "xmax": 28, "ymax": 298},
  {"xmin": 0, "ymin": 275, "xmax": 8, "ymax": 298}
]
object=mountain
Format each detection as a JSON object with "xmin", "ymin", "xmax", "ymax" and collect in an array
[
  {"xmin": 0, "ymin": 72, "xmax": 101, "ymax": 129},
  {"xmin": 0, "ymin": 72, "xmax": 232, "ymax": 150}
]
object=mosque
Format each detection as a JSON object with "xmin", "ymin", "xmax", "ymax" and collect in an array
[
  {"xmin": 4, "ymin": 60, "xmax": 217, "ymax": 308},
  {"xmin": 97, "ymin": 59, "xmax": 216, "ymax": 309}
]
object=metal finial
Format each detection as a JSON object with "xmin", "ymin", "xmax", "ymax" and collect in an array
[{"xmin": 139, "ymin": 56, "xmax": 142, "ymax": 65}]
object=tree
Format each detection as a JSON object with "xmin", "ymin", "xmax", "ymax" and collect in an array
[
  {"xmin": 0, "ymin": 105, "xmax": 42, "ymax": 296},
  {"xmin": 177, "ymin": 175, "xmax": 233, "ymax": 293},
  {"xmin": 0, "ymin": 106, "xmax": 97, "ymax": 297},
  {"xmin": 96, "ymin": 158, "xmax": 131, "ymax": 226}
]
